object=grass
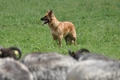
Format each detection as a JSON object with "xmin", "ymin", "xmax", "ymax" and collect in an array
[{"xmin": 0, "ymin": 0, "xmax": 120, "ymax": 59}]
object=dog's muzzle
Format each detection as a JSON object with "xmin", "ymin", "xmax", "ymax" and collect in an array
[{"xmin": 41, "ymin": 18, "xmax": 49, "ymax": 25}]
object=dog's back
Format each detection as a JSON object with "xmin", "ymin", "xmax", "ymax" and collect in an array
[{"xmin": 62, "ymin": 21, "xmax": 76, "ymax": 39}]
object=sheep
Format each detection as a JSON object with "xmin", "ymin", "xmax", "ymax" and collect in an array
[
  {"xmin": 21, "ymin": 52, "xmax": 77, "ymax": 80},
  {"xmin": 0, "ymin": 47, "xmax": 22, "ymax": 60},
  {"xmin": 69, "ymin": 48, "xmax": 118, "ymax": 62},
  {"xmin": 66, "ymin": 60, "xmax": 120, "ymax": 80},
  {"xmin": 67, "ymin": 48, "xmax": 120, "ymax": 80},
  {"xmin": 0, "ymin": 58, "xmax": 34, "ymax": 80}
]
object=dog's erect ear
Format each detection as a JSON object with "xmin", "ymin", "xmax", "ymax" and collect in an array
[
  {"xmin": 9, "ymin": 47, "xmax": 22, "ymax": 60},
  {"xmin": 48, "ymin": 10, "xmax": 53, "ymax": 16}
]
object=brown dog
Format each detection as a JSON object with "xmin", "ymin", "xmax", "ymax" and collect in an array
[{"xmin": 41, "ymin": 10, "xmax": 76, "ymax": 47}]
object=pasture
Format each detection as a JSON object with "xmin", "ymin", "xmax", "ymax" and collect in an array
[{"xmin": 0, "ymin": 0, "xmax": 120, "ymax": 59}]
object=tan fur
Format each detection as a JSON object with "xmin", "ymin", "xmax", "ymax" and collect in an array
[{"xmin": 41, "ymin": 10, "xmax": 76, "ymax": 47}]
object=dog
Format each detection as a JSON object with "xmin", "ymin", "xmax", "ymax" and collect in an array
[{"xmin": 41, "ymin": 10, "xmax": 76, "ymax": 47}]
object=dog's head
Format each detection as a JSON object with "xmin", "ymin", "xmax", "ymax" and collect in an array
[{"xmin": 41, "ymin": 10, "xmax": 53, "ymax": 25}]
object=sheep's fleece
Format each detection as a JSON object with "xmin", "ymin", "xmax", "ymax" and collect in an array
[
  {"xmin": 66, "ymin": 60, "xmax": 120, "ymax": 80},
  {"xmin": 21, "ymin": 52, "xmax": 77, "ymax": 80},
  {"xmin": 0, "ymin": 58, "xmax": 34, "ymax": 80}
]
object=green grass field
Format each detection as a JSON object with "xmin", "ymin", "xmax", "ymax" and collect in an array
[{"xmin": 0, "ymin": 0, "xmax": 120, "ymax": 59}]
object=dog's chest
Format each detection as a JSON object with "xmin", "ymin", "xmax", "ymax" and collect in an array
[{"xmin": 50, "ymin": 27, "xmax": 62, "ymax": 36}]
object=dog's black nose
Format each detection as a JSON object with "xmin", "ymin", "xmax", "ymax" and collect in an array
[{"xmin": 40, "ymin": 18, "xmax": 43, "ymax": 20}]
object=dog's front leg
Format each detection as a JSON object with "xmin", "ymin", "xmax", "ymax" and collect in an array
[
  {"xmin": 52, "ymin": 34, "xmax": 58, "ymax": 41},
  {"xmin": 52, "ymin": 34, "xmax": 59, "ymax": 45},
  {"xmin": 58, "ymin": 35, "xmax": 63, "ymax": 47}
]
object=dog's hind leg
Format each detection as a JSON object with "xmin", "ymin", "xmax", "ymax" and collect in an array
[
  {"xmin": 71, "ymin": 35, "xmax": 76, "ymax": 45},
  {"xmin": 72, "ymin": 36, "xmax": 76, "ymax": 45},
  {"xmin": 66, "ymin": 33, "xmax": 76, "ymax": 45},
  {"xmin": 64, "ymin": 35, "xmax": 72, "ymax": 45},
  {"xmin": 64, "ymin": 35, "xmax": 69, "ymax": 45}
]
